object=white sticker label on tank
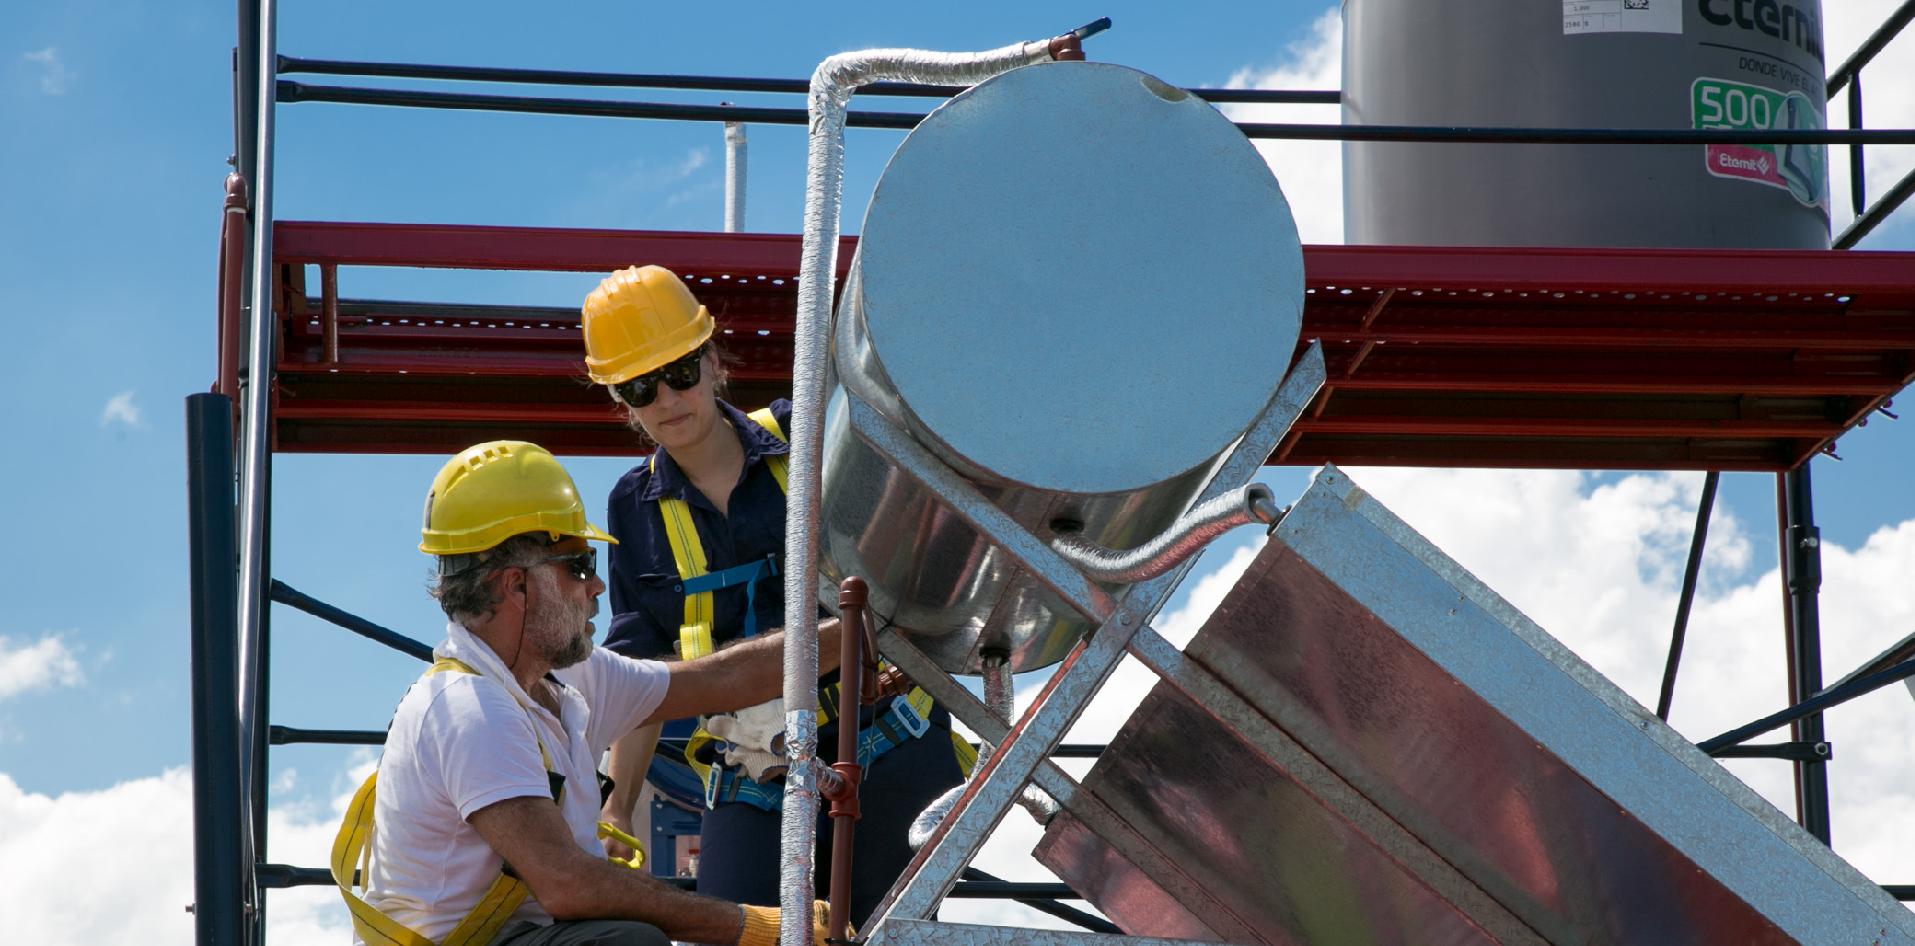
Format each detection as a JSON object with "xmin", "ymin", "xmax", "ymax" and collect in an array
[
  {"xmin": 1563, "ymin": 0, "xmax": 1682, "ymax": 34},
  {"xmin": 1692, "ymin": 76, "xmax": 1828, "ymax": 209}
]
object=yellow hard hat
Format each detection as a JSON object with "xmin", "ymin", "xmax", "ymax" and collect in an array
[
  {"xmin": 420, "ymin": 441, "xmax": 618, "ymax": 556},
  {"xmin": 581, "ymin": 265, "xmax": 715, "ymax": 385}
]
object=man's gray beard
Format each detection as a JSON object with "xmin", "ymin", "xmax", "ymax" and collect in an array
[
  {"xmin": 527, "ymin": 573, "xmax": 595, "ymax": 669},
  {"xmin": 549, "ymin": 629, "xmax": 592, "ymax": 669}
]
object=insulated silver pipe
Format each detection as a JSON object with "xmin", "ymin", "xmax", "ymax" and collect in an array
[
  {"xmin": 234, "ymin": 0, "xmax": 278, "ymax": 926},
  {"xmin": 723, "ymin": 121, "xmax": 746, "ymax": 232},
  {"xmin": 908, "ymin": 655, "xmax": 1055, "ymax": 850},
  {"xmin": 983, "ymin": 653, "xmax": 1015, "ymax": 725},
  {"xmin": 781, "ymin": 37, "xmax": 1059, "ymax": 946},
  {"xmin": 1050, "ymin": 483, "xmax": 1282, "ymax": 584}
]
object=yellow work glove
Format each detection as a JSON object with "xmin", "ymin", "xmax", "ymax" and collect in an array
[{"xmin": 737, "ymin": 901, "xmax": 842, "ymax": 946}]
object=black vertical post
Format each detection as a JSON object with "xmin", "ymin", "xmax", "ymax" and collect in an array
[
  {"xmin": 250, "ymin": 477, "xmax": 272, "ymax": 946},
  {"xmin": 234, "ymin": 0, "xmax": 259, "ymax": 181},
  {"xmin": 187, "ymin": 394, "xmax": 246, "ymax": 946},
  {"xmin": 1777, "ymin": 463, "xmax": 1832, "ymax": 843},
  {"xmin": 1848, "ymin": 78, "xmax": 1865, "ymax": 217},
  {"xmin": 231, "ymin": 0, "xmax": 259, "ymax": 394}
]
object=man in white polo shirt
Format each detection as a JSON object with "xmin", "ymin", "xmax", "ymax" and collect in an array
[{"xmin": 335, "ymin": 440, "xmax": 839, "ymax": 946}]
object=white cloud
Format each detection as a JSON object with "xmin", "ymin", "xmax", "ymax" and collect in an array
[
  {"xmin": 618, "ymin": 146, "xmax": 712, "ymax": 190},
  {"xmin": 1824, "ymin": 1, "xmax": 1915, "ymax": 242},
  {"xmin": 21, "ymin": 47, "xmax": 70, "ymax": 96},
  {"xmin": 0, "ymin": 634, "xmax": 82, "ymax": 700},
  {"xmin": 1217, "ymin": 10, "xmax": 1344, "ymax": 244},
  {"xmin": 99, "ymin": 391, "xmax": 143, "ymax": 430},
  {"xmin": 599, "ymin": 146, "xmax": 720, "ymax": 220},
  {"xmin": 0, "ymin": 766, "xmax": 357, "ymax": 946},
  {"xmin": 675, "ymin": 147, "xmax": 710, "ymax": 178}
]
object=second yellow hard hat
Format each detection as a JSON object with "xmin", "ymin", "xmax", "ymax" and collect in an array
[{"xmin": 581, "ymin": 265, "xmax": 714, "ymax": 386}]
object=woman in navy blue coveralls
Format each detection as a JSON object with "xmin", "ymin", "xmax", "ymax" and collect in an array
[{"xmin": 581, "ymin": 265, "xmax": 966, "ymax": 928}]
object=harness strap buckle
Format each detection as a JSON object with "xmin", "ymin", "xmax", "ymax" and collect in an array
[{"xmin": 888, "ymin": 691, "xmax": 933, "ymax": 741}]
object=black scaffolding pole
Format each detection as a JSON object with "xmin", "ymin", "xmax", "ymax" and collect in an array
[
  {"xmin": 1777, "ymin": 463, "xmax": 1832, "ymax": 844},
  {"xmin": 187, "ymin": 394, "xmax": 246, "ymax": 946}
]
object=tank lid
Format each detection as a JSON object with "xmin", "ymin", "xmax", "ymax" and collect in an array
[{"xmin": 857, "ymin": 62, "xmax": 1304, "ymax": 494}]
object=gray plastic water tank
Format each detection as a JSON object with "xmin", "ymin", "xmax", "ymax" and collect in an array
[{"xmin": 1343, "ymin": 0, "xmax": 1831, "ymax": 248}]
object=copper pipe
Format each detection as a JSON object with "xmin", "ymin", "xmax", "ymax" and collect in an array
[
  {"xmin": 320, "ymin": 263, "xmax": 340, "ymax": 364},
  {"xmin": 826, "ymin": 577, "xmax": 869, "ymax": 943},
  {"xmin": 217, "ymin": 174, "xmax": 249, "ymax": 403}
]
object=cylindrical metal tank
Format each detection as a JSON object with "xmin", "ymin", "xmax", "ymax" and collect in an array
[
  {"xmin": 1343, "ymin": 0, "xmax": 1830, "ymax": 248},
  {"xmin": 818, "ymin": 61, "xmax": 1303, "ymax": 674}
]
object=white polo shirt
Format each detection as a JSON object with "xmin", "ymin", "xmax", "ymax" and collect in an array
[{"xmin": 357, "ymin": 622, "xmax": 670, "ymax": 944}]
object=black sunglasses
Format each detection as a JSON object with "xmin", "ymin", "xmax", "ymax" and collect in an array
[
  {"xmin": 538, "ymin": 548, "xmax": 598, "ymax": 582},
  {"xmin": 611, "ymin": 345, "xmax": 706, "ymax": 408}
]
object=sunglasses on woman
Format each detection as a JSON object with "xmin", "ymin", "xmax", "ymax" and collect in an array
[{"xmin": 611, "ymin": 345, "xmax": 706, "ymax": 408}]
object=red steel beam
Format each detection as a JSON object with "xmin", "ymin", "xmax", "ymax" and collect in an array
[
  {"xmin": 260, "ymin": 221, "xmax": 1915, "ymax": 470},
  {"xmin": 1292, "ymin": 417, "xmax": 1839, "ymax": 439},
  {"xmin": 1278, "ymin": 441, "xmax": 1807, "ymax": 473},
  {"xmin": 274, "ymin": 222, "xmax": 1915, "ymax": 297},
  {"xmin": 1301, "ymin": 243, "xmax": 1915, "ymax": 296},
  {"xmin": 1306, "ymin": 308, "xmax": 1915, "ymax": 350},
  {"xmin": 274, "ymin": 221, "xmax": 855, "ymax": 276}
]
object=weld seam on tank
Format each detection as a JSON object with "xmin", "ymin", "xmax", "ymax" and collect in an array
[
  {"xmin": 781, "ymin": 36, "xmax": 1066, "ymax": 946},
  {"xmin": 1049, "ymin": 484, "xmax": 1282, "ymax": 584}
]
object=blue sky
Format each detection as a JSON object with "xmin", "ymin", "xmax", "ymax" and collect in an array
[{"xmin": 4, "ymin": 1, "xmax": 1915, "ymax": 942}]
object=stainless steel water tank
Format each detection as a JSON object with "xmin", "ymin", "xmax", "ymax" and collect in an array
[
  {"xmin": 818, "ymin": 61, "xmax": 1304, "ymax": 674},
  {"xmin": 1344, "ymin": 0, "xmax": 1831, "ymax": 248}
]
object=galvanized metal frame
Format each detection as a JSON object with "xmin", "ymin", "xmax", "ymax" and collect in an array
[
  {"xmin": 854, "ymin": 350, "xmax": 1324, "ymax": 940},
  {"xmin": 875, "ymin": 629, "xmax": 1265, "ymax": 942}
]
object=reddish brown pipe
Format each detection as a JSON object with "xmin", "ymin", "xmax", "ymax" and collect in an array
[
  {"xmin": 825, "ymin": 577, "xmax": 869, "ymax": 943},
  {"xmin": 861, "ymin": 619, "xmax": 882, "ymax": 706},
  {"xmin": 320, "ymin": 263, "xmax": 340, "ymax": 364},
  {"xmin": 217, "ymin": 174, "xmax": 249, "ymax": 404}
]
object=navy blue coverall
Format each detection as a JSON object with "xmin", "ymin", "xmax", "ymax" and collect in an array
[{"xmin": 603, "ymin": 398, "xmax": 965, "ymax": 926}]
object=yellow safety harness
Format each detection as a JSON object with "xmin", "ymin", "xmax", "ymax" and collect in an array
[
  {"xmin": 656, "ymin": 408, "xmax": 790, "ymax": 645},
  {"xmin": 653, "ymin": 408, "xmax": 969, "ymax": 809},
  {"xmin": 332, "ymin": 658, "xmax": 645, "ymax": 946}
]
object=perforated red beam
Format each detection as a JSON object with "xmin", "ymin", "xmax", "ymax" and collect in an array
[
  {"xmin": 263, "ymin": 222, "xmax": 1915, "ymax": 470},
  {"xmin": 273, "ymin": 221, "xmax": 1915, "ymax": 295},
  {"xmin": 1302, "ymin": 243, "xmax": 1915, "ymax": 296},
  {"xmin": 273, "ymin": 220, "xmax": 857, "ymax": 275}
]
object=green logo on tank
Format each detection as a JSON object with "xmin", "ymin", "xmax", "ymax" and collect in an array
[{"xmin": 1691, "ymin": 77, "xmax": 1827, "ymax": 209}]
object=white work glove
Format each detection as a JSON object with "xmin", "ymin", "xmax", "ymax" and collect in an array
[{"xmin": 703, "ymin": 698, "xmax": 789, "ymax": 781}]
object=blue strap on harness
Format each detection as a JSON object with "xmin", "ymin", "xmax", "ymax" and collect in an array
[
  {"xmin": 707, "ymin": 698, "xmax": 935, "ymax": 810},
  {"xmin": 677, "ymin": 555, "xmax": 778, "ymax": 639}
]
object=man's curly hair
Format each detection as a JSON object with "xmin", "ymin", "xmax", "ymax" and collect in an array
[{"xmin": 428, "ymin": 532, "xmax": 556, "ymax": 624}]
